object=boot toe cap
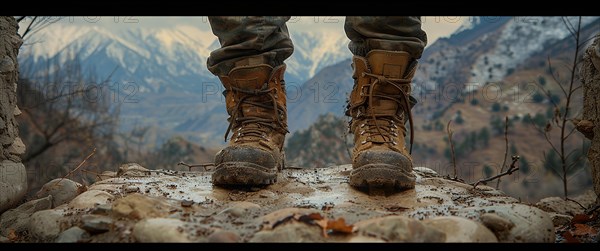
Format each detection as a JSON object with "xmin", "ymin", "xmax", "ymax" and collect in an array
[
  {"xmin": 354, "ymin": 149, "xmax": 412, "ymax": 170},
  {"xmin": 215, "ymin": 146, "xmax": 277, "ymax": 169}
]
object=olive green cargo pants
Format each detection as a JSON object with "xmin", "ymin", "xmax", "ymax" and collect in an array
[{"xmin": 206, "ymin": 16, "xmax": 427, "ymax": 76}]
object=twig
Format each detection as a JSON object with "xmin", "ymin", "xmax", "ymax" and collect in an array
[
  {"xmin": 496, "ymin": 116, "xmax": 510, "ymax": 189},
  {"xmin": 79, "ymin": 168, "xmax": 103, "ymax": 181},
  {"xmin": 566, "ymin": 198, "xmax": 587, "ymax": 211},
  {"xmin": 177, "ymin": 161, "xmax": 215, "ymax": 171},
  {"xmin": 446, "ymin": 120, "xmax": 457, "ymax": 180},
  {"xmin": 586, "ymin": 203, "xmax": 600, "ymax": 215},
  {"xmin": 473, "ymin": 156, "xmax": 520, "ymax": 188},
  {"xmin": 51, "ymin": 148, "xmax": 96, "ymax": 189}
]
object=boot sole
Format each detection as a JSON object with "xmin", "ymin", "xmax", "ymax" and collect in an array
[
  {"xmin": 349, "ymin": 164, "xmax": 416, "ymax": 191},
  {"xmin": 212, "ymin": 162, "xmax": 278, "ymax": 186}
]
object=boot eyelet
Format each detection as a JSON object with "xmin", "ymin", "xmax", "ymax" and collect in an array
[
  {"xmin": 392, "ymin": 141, "xmax": 398, "ymax": 145},
  {"xmin": 360, "ymin": 123, "xmax": 365, "ymax": 128},
  {"xmin": 361, "ymin": 140, "xmax": 367, "ymax": 145},
  {"xmin": 360, "ymin": 130, "xmax": 365, "ymax": 135}
]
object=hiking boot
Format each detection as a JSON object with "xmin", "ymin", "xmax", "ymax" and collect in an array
[
  {"xmin": 212, "ymin": 64, "xmax": 288, "ymax": 186},
  {"xmin": 346, "ymin": 50, "xmax": 418, "ymax": 191}
]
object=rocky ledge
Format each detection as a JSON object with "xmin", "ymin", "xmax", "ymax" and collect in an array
[{"xmin": 0, "ymin": 163, "xmax": 597, "ymax": 243}]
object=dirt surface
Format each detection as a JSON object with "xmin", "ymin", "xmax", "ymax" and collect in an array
[{"xmin": 2, "ymin": 163, "xmax": 595, "ymax": 242}]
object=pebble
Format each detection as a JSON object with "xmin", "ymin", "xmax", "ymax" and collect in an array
[
  {"xmin": 36, "ymin": 178, "xmax": 86, "ymax": 208},
  {"xmin": 55, "ymin": 227, "xmax": 89, "ymax": 243},
  {"xmin": 0, "ymin": 195, "xmax": 52, "ymax": 236},
  {"xmin": 28, "ymin": 209, "xmax": 66, "ymax": 241},
  {"xmin": 423, "ymin": 216, "xmax": 498, "ymax": 242},
  {"xmin": 353, "ymin": 216, "xmax": 446, "ymax": 242},
  {"xmin": 68, "ymin": 190, "xmax": 114, "ymax": 210},
  {"xmin": 132, "ymin": 218, "xmax": 190, "ymax": 242},
  {"xmin": 208, "ymin": 230, "xmax": 240, "ymax": 243},
  {"xmin": 81, "ymin": 215, "xmax": 113, "ymax": 234}
]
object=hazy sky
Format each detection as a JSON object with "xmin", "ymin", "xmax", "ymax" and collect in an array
[{"xmin": 24, "ymin": 16, "xmax": 467, "ymax": 47}]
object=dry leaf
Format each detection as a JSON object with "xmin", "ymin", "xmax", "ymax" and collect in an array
[
  {"xmin": 571, "ymin": 214, "xmax": 593, "ymax": 224},
  {"xmin": 314, "ymin": 218, "xmax": 329, "ymax": 237},
  {"xmin": 572, "ymin": 224, "xmax": 597, "ymax": 236},
  {"xmin": 7, "ymin": 229, "xmax": 17, "ymax": 241},
  {"xmin": 327, "ymin": 218, "xmax": 355, "ymax": 234},
  {"xmin": 271, "ymin": 214, "xmax": 297, "ymax": 229},
  {"xmin": 562, "ymin": 231, "xmax": 580, "ymax": 243},
  {"xmin": 296, "ymin": 213, "xmax": 324, "ymax": 223}
]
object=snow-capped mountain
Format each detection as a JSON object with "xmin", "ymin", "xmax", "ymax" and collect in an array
[
  {"xmin": 19, "ymin": 23, "xmax": 351, "ymax": 94},
  {"xmin": 18, "ymin": 17, "xmax": 600, "ymax": 148},
  {"xmin": 414, "ymin": 16, "xmax": 599, "ymax": 96},
  {"xmin": 287, "ymin": 16, "xmax": 600, "ymax": 133},
  {"xmin": 18, "ymin": 22, "xmax": 351, "ymax": 147}
]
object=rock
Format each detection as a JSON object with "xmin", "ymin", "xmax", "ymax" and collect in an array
[
  {"xmin": 117, "ymin": 163, "xmax": 150, "ymax": 177},
  {"xmin": 80, "ymin": 215, "xmax": 112, "ymax": 234},
  {"xmin": 549, "ymin": 213, "xmax": 573, "ymax": 227},
  {"xmin": 55, "ymin": 227, "xmax": 89, "ymax": 243},
  {"xmin": 414, "ymin": 166, "xmax": 440, "ymax": 178},
  {"xmin": 472, "ymin": 204, "xmax": 554, "ymax": 242},
  {"xmin": 36, "ymin": 178, "xmax": 86, "ymax": 208},
  {"xmin": 68, "ymin": 190, "xmax": 114, "ymax": 209},
  {"xmin": 353, "ymin": 216, "xmax": 446, "ymax": 242},
  {"xmin": 260, "ymin": 208, "xmax": 321, "ymax": 229},
  {"xmin": 250, "ymin": 222, "xmax": 324, "ymax": 242},
  {"xmin": 28, "ymin": 209, "xmax": 66, "ymax": 241},
  {"xmin": 257, "ymin": 190, "xmax": 276, "ymax": 199},
  {"xmin": 0, "ymin": 160, "xmax": 27, "ymax": 213},
  {"xmin": 13, "ymin": 106, "xmax": 21, "ymax": 116},
  {"xmin": 124, "ymin": 186, "xmax": 140, "ymax": 193},
  {"xmin": 0, "ymin": 55, "xmax": 14, "ymax": 73},
  {"xmin": 0, "ymin": 235, "xmax": 8, "ymax": 243},
  {"xmin": 96, "ymin": 171, "xmax": 117, "ymax": 181},
  {"xmin": 208, "ymin": 230, "xmax": 240, "ymax": 243},
  {"xmin": 347, "ymin": 236, "xmax": 386, "ymax": 243},
  {"xmin": 219, "ymin": 201, "xmax": 260, "ymax": 217},
  {"xmin": 423, "ymin": 216, "xmax": 497, "ymax": 242},
  {"xmin": 7, "ymin": 137, "xmax": 25, "ymax": 155},
  {"xmin": 581, "ymin": 36, "xmax": 600, "ymax": 199},
  {"xmin": 0, "ymin": 195, "xmax": 52, "ymax": 236},
  {"xmin": 112, "ymin": 193, "xmax": 174, "ymax": 220},
  {"xmin": 0, "ymin": 117, "xmax": 5, "ymax": 129},
  {"xmin": 535, "ymin": 197, "xmax": 586, "ymax": 216},
  {"xmin": 480, "ymin": 213, "xmax": 515, "ymax": 241},
  {"xmin": 132, "ymin": 218, "xmax": 190, "ymax": 242},
  {"xmin": 90, "ymin": 204, "xmax": 112, "ymax": 215}
]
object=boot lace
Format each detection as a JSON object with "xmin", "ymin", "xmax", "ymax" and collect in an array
[
  {"xmin": 354, "ymin": 72, "xmax": 414, "ymax": 153},
  {"xmin": 224, "ymin": 82, "xmax": 288, "ymax": 144}
]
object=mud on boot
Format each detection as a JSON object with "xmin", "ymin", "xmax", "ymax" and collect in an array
[
  {"xmin": 212, "ymin": 63, "xmax": 288, "ymax": 187},
  {"xmin": 346, "ymin": 50, "xmax": 418, "ymax": 192}
]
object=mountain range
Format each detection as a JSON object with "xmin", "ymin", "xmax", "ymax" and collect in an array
[{"xmin": 18, "ymin": 17, "xmax": 600, "ymax": 151}]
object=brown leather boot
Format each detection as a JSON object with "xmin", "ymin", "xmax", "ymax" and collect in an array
[
  {"xmin": 212, "ymin": 64, "xmax": 288, "ymax": 186},
  {"xmin": 346, "ymin": 50, "xmax": 417, "ymax": 191}
]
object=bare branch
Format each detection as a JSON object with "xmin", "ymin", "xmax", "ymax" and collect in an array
[
  {"xmin": 21, "ymin": 16, "xmax": 38, "ymax": 39},
  {"xmin": 496, "ymin": 116, "xmax": 510, "ymax": 189},
  {"xmin": 474, "ymin": 156, "xmax": 520, "ymax": 188},
  {"xmin": 51, "ymin": 148, "xmax": 96, "ymax": 189},
  {"xmin": 547, "ymin": 57, "xmax": 568, "ymax": 97},
  {"xmin": 561, "ymin": 17, "xmax": 577, "ymax": 38},
  {"xmin": 177, "ymin": 162, "xmax": 215, "ymax": 171},
  {"xmin": 446, "ymin": 120, "xmax": 457, "ymax": 180}
]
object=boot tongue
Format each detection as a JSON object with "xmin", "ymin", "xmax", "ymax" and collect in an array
[
  {"xmin": 227, "ymin": 65, "xmax": 273, "ymax": 89},
  {"xmin": 227, "ymin": 65, "xmax": 279, "ymax": 127},
  {"xmin": 365, "ymin": 50, "xmax": 412, "ymax": 118},
  {"xmin": 366, "ymin": 50, "xmax": 411, "ymax": 78}
]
